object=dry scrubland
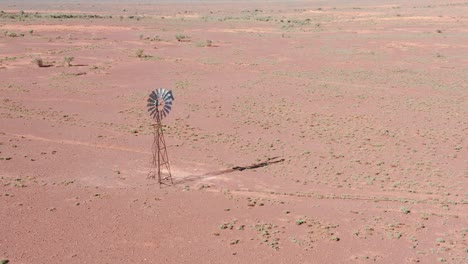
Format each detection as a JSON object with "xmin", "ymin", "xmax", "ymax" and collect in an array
[{"xmin": 0, "ymin": 0, "xmax": 467, "ymax": 263}]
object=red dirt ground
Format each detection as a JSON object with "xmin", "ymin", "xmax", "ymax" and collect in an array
[{"xmin": 0, "ymin": 1, "xmax": 467, "ymax": 263}]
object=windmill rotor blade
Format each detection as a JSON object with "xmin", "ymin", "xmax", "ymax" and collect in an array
[
  {"xmin": 168, "ymin": 91, "xmax": 174, "ymax": 101},
  {"xmin": 164, "ymin": 90, "xmax": 172, "ymax": 101},
  {"xmin": 162, "ymin": 90, "xmax": 170, "ymax": 100},
  {"xmin": 149, "ymin": 108, "xmax": 158, "ymax": 117}
]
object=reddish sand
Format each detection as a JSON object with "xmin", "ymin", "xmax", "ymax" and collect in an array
[{"xmin": 0, "ymin": 1, "xmax": 467, "ymax": 263}]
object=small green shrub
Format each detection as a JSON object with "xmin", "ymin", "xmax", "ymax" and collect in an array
[
  {"xmin": 400, "ymin": 207, "xmax": 411, "ymax": 214},
  {"xmin": 295, "ymin": 218, "xmax": 306, "ymax": 225},
  {"xmin": 135, "ymin": 49, "xmax": 144, "ymax": 58},
  {"xmin": 175, "ymin": 33, "xmax": 188, "ymax": 41},
  {"xmin": 32, "ymin": 57, "xmax": 44, "ymax": 67},
  {"xmin": 196, "ymin": 40, "xmax": 212, "ymax": 47},
  {"xmin": 63, "ymin": 56, "xmax": 74, "ymax": 66}
]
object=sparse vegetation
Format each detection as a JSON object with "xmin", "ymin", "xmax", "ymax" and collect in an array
[
  {"xmin": 63, "ymin": 56, "xmax": 74, "ymax": 66},
  {"xmin": 135, "ymin": 49, "xmax": 145, "ymax": 58},
  {"xmin": 0, "ymin": 11, "xmax": 112, "ymax": 20},
  {"xmin": 219, "ymin": 220, "xmax": 237, "ymax": 230},
  {"xmin": 32, "ymin": 57, "xmax": 44, "ymax": 67},
  {"xmin": 196, "ymin": 40, "xmax": 213, "ymax": 47},
  {"xmin": 7, "ymin": 32, "xmax": 21, "ymax": 37},
  {"xmin": 47, "ymin": 14, "xmax": 111, "ymax": 19},
  {"xmin": 175, "ymin": 33, "xmax": 189, "ymax": 41},
  {"xmin": 1, "ymin": 3, "xmax": 466, "ymax": 263},
  {"xmin": 400, "ymin": 207, "xmax": 411, "ymax": 214},
  {"xmin": 295, "ymin": 218, "xmax": 306, "ymax": 225}
]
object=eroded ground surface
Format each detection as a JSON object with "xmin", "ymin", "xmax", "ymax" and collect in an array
[{"xmin": 0, "ymin": 0, "xmax": 467, "ymax": 263}]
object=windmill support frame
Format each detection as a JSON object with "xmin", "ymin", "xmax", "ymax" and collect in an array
[{"xmin": 148, "ymin": 113, "xmax": 173, "ymax": 186}]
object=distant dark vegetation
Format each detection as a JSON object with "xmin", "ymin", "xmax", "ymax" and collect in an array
[{"xmin": 0, "ymin": 10, "xmax": 115, "ymax": 20}]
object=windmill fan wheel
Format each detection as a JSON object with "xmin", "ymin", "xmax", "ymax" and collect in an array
[{"xmin": 147, "ymin": 88, "xmax": 174, "ymax": 120}]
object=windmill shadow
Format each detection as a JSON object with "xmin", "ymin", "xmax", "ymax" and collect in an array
[{"xmin": 173, "ymin": 157, "xmax": 285, "ymax": 185}]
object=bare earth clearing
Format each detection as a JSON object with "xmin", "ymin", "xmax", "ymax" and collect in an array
[{"xmin": 0, "ymin": 0, "xmax": 467, "ymax": 263}]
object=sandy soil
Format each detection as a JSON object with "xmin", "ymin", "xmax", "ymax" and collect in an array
[{"xmin": 0, "ymin": 1, "xmax": 467, "ymax": 263}]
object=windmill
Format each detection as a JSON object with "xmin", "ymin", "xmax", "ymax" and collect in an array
[{"xmin": 147, "ymin": 88, "xmax": 174, "ymax": 186}]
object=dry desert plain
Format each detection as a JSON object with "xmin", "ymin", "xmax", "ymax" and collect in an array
[{"xmin": 0, "ymin": 0, "xmax": 467, "ymax": 263}]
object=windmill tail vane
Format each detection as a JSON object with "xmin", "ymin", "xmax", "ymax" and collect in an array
[{"xmin": 147, "ymin": 88, "xmax": 174, "ymax": 186}]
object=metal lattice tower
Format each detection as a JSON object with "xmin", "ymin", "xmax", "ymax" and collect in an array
[{"xmin": 147, "ymin": 88, "xmax": 174, "ymax": 186}]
